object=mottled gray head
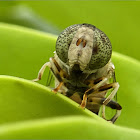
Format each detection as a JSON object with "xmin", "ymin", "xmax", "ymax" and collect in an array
[{"xmin": 56, "ymin": 23, "xmax": 112, "ymax": 71}]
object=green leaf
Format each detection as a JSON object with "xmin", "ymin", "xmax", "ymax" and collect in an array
[
  {"xmin": 0, "ymin": 116, "xmax": 140, "ymax": 139},
  {"xmin": 0, "ymin": 22, "xmax": 56, "ymax": 85},
  {"xmin": 0, "ymin": 75, "xmax": 101, "ymax": 125},
  {"xmin": 0, "ymin": 22, "xmax": 140, "ymax": 139}
]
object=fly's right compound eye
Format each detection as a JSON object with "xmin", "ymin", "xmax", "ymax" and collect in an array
[
  {"xmin": 56, "ymin": 24, "xmax": 81, "ymax": 63},
  {"xmin": 88, "ymin": 28, "xmax": 112, "ymax": 70}
]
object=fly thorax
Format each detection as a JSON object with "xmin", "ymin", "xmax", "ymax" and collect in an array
[{"xmin": 68, "ymin": 26, "xmax": 94, "ymax": 71}]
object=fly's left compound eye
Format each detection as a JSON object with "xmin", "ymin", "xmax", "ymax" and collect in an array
[
  {"xmin": 56, "ymin": 24, "xmax": 81, "ymax": 63},
  {"xmin": 88, "ymin": 28, "xmax": 112, "ymax": 70}
]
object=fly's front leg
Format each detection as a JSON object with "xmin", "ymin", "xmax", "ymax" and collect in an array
[
  {"xmin": 49, "ymin": 57, "xmax": 68, "ymax": 93},
  {"xmin": 32, "ymin": 62, "xmax": 51, "ymax": 82},
  {"xmin": 80, "ymin": 77, "xmax": 108, "ymax": 109},
  {"xmin": 32, "ymin": 57, "xmax": 68, "ymax": 93}
]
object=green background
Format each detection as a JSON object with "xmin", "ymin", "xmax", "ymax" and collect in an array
[{"xmin": 0, "ymin": 1, "xmax": 140, "ymax": 139}]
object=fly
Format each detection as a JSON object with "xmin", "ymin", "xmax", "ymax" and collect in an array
[{"xmin": 33, "ymin": 23, "xmax": 122, "ymax": 123}]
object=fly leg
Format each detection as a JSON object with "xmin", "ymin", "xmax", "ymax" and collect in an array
[
  {"xmin": 32, "ymin": 62, "xmax": 51, "ymax": 82},
  {"xmin": 32, "ymin": 57, "xmax": 68, "ymax": 93},
  {"xmin": 98, "ymin": 82, "xmax": 121, "ymax": 123},
  {"xmin": 87, "ymin": 96, "xmax": 122, "ymax": 123},
  {"xmin": 80, "ymin": 77, "xmax": 108, "ymax": 108},
  {"xmin": 47, "ymin": 57, "xmax": 68, "ymax": 93},
  {"xmin": 82, "ymin": 76, "xmax": 121, "ymax": 123}
]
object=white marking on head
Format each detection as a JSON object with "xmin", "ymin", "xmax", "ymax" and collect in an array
[{"xmin": 68, "ymin": 26, "xmax": 94, "ymax": 71}]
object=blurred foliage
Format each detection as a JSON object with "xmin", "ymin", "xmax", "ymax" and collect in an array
[
  {"xmin": 0, "ymin": 1, "xmax": 60, "ymax": 34},
  {"xmin": 0, "ymin": 1, "xmax": 140, "ymax": 139}
]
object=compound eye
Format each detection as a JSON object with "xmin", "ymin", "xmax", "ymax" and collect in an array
[
  {"xmin": 56, "ymin": 24, "xmax": 81, "ymax": 63},
  {"xmin": 88, "ymin": 28, "xmax": 112, "ymax": 70}
]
